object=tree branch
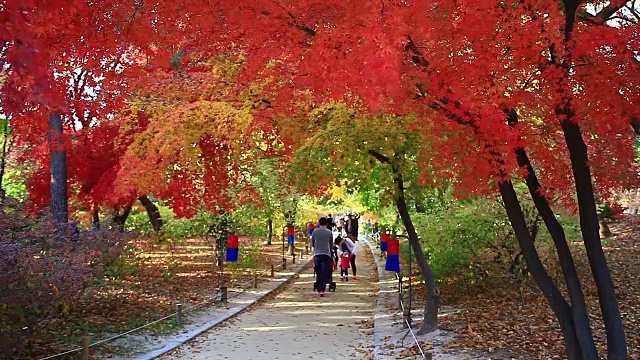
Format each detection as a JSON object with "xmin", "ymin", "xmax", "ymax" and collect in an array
[
  {"xmin": 578, "ymin": 1, "xmax": 628, "ymax": 25},
  {"xmin": 631, "ymin": 117, "xmax": 640, "ymax": 135},
  {"xmin": 287, "ymin": 12, "xmax": 316, "ymax": 36},
  {"xmin": 368, "ymin": 149, "xmax": 390, "ymax": 164}
]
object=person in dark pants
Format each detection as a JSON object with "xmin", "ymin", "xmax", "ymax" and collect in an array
[
  {"xmin": 312, "ymin": 217, "xmax": 334, "ymax": 297},
  {"xmin": 347, "ymin": 213, "xmax": 359, "ymax": 240},
  {"xmin": 344, "ymin": 234, "xmax": 358, "ymax": 279}
]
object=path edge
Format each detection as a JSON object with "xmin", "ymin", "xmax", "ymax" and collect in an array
[
  {"xmin": 360, "ymin": 235, "xmax": 398, "ymax": 359},
  {"xmin": 132, "ymin": 258, "xmax": 313, "ymax": 360}
]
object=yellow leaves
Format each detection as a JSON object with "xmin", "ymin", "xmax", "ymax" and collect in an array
[
  {"xmin": 135, "ymin": 100, "xmax": 250, "ymax": 159},
  {"xmin": 118, "ymin": 99, "xmax": 253, "ymax": 193},
  {"xmin": 209, "ymin": 54, "xmax": 242, "ymax": 80}
]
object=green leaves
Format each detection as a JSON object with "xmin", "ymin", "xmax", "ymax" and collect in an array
[{"xmin": 0, "ymin": 118, "xmax": 11, "ymax": 136}]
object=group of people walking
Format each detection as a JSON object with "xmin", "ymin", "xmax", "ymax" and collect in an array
[
  {"xmin": 310, "ymin": 216, "xmax": 359, "ymax": 297},
  {"xmin": 332, "ymin": 212, "xmax": 360, "ymax": 239}
]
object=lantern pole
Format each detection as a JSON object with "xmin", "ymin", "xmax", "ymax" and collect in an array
[
  {"xmin": 281, "ymin": 225, "xmax": 287, "ymax": 270},
  {"xmin": 219, "ymin": 233, "xmax": 227, "ymax": 303},
  {"xmin": 218, "ymin": 211, "xmax": 228, "ymax": 303},
  {"xmin": 397, "ymin": 234, "xmax": 412, "ymax": 327}
]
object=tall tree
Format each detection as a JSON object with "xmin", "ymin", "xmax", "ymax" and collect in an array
[
  {"xmin": 47, "ymin": 113, "xmax": 68, "ymax": 223},
  {"xmin": 285, "ymin": 104, "xmax": 443, "ymax": 333},
  {"xmin": 0, "ymin": 117, "xmax": 10, "ymax": 202},
  {"xmin": 4, "ymin": 1, "xmax": 638, "ymax": 355}
]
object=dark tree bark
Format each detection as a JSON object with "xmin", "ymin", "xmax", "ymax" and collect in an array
[
  {"xmin": 48, "ymin": 112, "xmax": 68, "ymax": 224},
  {"xmin": 138, "ymin": 195, "xmax": 163, "ymax": 232},
  {"xmin": 369, "ymin": 149, "xmax": 440, "ymax": 334},
  {"xmin": 556, "ymin": 1, "xmax": 627, "ymax": 356},
  {"xmin": 112, "ymin": 205, "xmax": 132, "ymax": 232},
  {"xmin": 599, "ymin": 217, "xmax": 612, "ymax": 238},
  {"xmin": 498, "ymin": 180, "xmax": 583, "ymax": 359},
  {"xmin": 505, "ymin": 108, "xmax": 598, "ymax": 358},
  {"xmin": 631, "ymin": 117, "xmax": 640, "ymax": 135},
  {"xmin": 266, "ymin": 218, "xmax": 273, "ymax": 245},
  {"xmin": 561, "ymin": 118, "xmax": 627, "ymax": 359},
  {"xmin": 0, "ymin": 118, "xmax": 8, "ymax": 201},
  {"xmin": 395, "ymin": 172, "xmax": 440, "ymax": 334},
  {"xmin": 404, "ymin": 2, "xmax": 628, "ymax": 354},
  {"xmin": 92, "ymin": 208, "xmax": 100, "ymax": 230}
]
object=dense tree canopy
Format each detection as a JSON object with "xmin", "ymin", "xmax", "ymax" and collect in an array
[
  {"xmin": 3, "ymin": 1, "xmax": 638, "ymax": 203},
  {"xmin": 2, "ymin": 0, "xmax": 639, "ymax": 358}
]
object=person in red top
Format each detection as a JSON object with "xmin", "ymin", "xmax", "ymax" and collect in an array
[
  {"xmin": 340, "ymin": 248, "xmax": 352, "ymax": 281},
  {"xmin": 336, "ymin": 236, "xmax": 355, "ymax": 281}
]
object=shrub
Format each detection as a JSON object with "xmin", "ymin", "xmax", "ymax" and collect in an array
[
  {"xmin": 413, "ymin": 193, "xmax": 581, "ymax": 282},
  {"xmin": 0, "ymin": 208, "xmax": 128, "ymax": 357},
  {"xmin": 413, "ymin": 196, "xmax": 535, "ymax": 279}
]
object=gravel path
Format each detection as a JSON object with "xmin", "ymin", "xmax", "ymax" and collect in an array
[{"xmin": 162, "ymin": 241, "xmax": 378, "ymax": 360}]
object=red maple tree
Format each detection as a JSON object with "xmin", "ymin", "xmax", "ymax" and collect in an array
[{"xmin": 3, "ymin": 1, "xmax": 638, "ymax": 357}]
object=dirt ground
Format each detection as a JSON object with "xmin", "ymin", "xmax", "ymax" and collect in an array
[
  {"xmin": 414, "ymin": 216, "xmax": 640, "ymax": 359},
  {"xmin": 17, "ymin": 235, "xmax": 305, "ymax": 360},
  {"xmin": 17, "ymin": 216, "xmax": 640, "ymax": 359}
]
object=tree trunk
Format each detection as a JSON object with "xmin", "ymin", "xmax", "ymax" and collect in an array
[
  {"xmin": 0, "ymin": 118, "xmax": 8, "ymax": 201},
  {"xmin": 394, "ymin": 170, "xmax": 439, "ymax": 334},
  {"xmin": 599, "ymin": 218, "xmax": 612, "ymax": 238},
  {"xmin": 266, "ymin": 218, "xmax": 273, "ymax": 244},
  {"xmin": 513, "ymin": 146, "xmax": 598, "ymax": 359},
  {"xmin": 557, "ymin": 1, "xmax": 627, "ymax": 356},
  {"xmin": 368, "ymin": 148, "xmax": 440, "ymax": 333},
  {"xmin": 112, "ymin": 205, "xmax": 132, "ymax": 232},
  {"xmin": 498, "ymin": 180, "xmax": 583, "ymax": 359},
  {"xmin": 561, "ymin": 118, "xmax": 627, "ymax": 359},
  {"xmin": 138, "ymin": 195, "xmax": 163, "ymax": 232},
  {"xmin": 92, "ymin": 208, "xmax": 100, "ymax": 230},
  {"xmin": 503, "ymin": 106, "xmax": 598, "ymax": 358},
  {"xmin": 48, "ymin": 112, "xmax": 68, "ymax": 224}
]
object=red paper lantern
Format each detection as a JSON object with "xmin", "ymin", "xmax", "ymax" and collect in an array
[
  {"xmin": 387, "ymin": 239, "xmax": 399, "ymax": 255},
  {"xmin": 226, "ymin": 235, "xmax": 239, "ymax": 248}
]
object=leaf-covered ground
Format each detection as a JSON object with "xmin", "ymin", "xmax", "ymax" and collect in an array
[
  {"xmin": 420, "ymin": 216, "xmax": 640, "ymax": 359},
  {"xmin": 17, "ymin": 236, "xmax": 295, "ymax": 360},
  {"xmin": 17, "ymin": 217, "xmax": 640, "ymax": 359}
]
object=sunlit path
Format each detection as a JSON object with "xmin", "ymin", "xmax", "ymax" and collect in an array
[{"xmin": 162, "ymin": 241, "xmax": 378, "ymax": 359}]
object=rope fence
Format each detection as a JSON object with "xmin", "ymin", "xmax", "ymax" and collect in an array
[
  {"xmin": 394, "ymin": 272, "xmax": 427, "ymax": 359},
  {"xmin": 36, "ymin": 248, "xmax": 309, "ymax": 360},
  {"xmin": 36, "ymin": 297, "xmax": 211, "ymax": 360}
]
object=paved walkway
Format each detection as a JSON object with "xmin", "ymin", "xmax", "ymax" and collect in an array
[{"xmin": 161, "ymin": 241, "xmax": 378, "ymax": 360}]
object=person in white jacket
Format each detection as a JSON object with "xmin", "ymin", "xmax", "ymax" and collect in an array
[{"xmin": 343, "ymin": 234, "xmax": 358, "ymax": 279}]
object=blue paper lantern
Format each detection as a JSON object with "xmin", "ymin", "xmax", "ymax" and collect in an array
[
  {"xmin": 385, "ymin": 238, "xmax": 400, "ymax": 272},
  {"xmin": 385, "ymin": 254, "xmax": 400, "ymax": 272}
]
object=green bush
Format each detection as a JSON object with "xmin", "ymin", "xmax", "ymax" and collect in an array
[
  {"xmin": 415, "ymin": 199, "xmax": 535, "ymax": 278},
  {"xmin": 126, "ymin": 203, "xmax": 268, "ymax": 240},
  {"xmin": 125, "ymin": 204, "xmax": 174, "ymax": 234},
  {"xmin": 229, "ymin": 204, "xmax": 268, "ymax": 237},
  {"xmin": 412, "ymin": 192, "xmax": 582, "ymax": 280},
  {"xmin": 414, "ymin": 198, "xmax": 508, "ymax": 278}
]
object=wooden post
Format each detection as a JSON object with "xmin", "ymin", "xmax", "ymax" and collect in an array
[
  {"xmin": 271, "ymin": 264, "xmax": 275, "ymax": 277},
  {"xmin": 81, "ymin": 335, "xmax": 90, "ymax": 360},
  {"xmin": 398, "ymin": 277, "xmax": 403, "ymax": 311},
  {"xmin": 253, "ymin": 273, "xmax": 258, "ymax": 288},
  {"xmin": 176, "ymin": 303, "xmax": 183, "ymax": 327},
  {"xmin": 282, "ymin": 257, "xmax": 286, "ymax": 270},
  {"xmin": 292, "ymin": 252, "xmax": 296, "ymax": 264}
]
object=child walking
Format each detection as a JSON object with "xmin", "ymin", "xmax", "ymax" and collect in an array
[{"xmin": 339, "ymin": 241, "xmax": 353, "ymax": 281}]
